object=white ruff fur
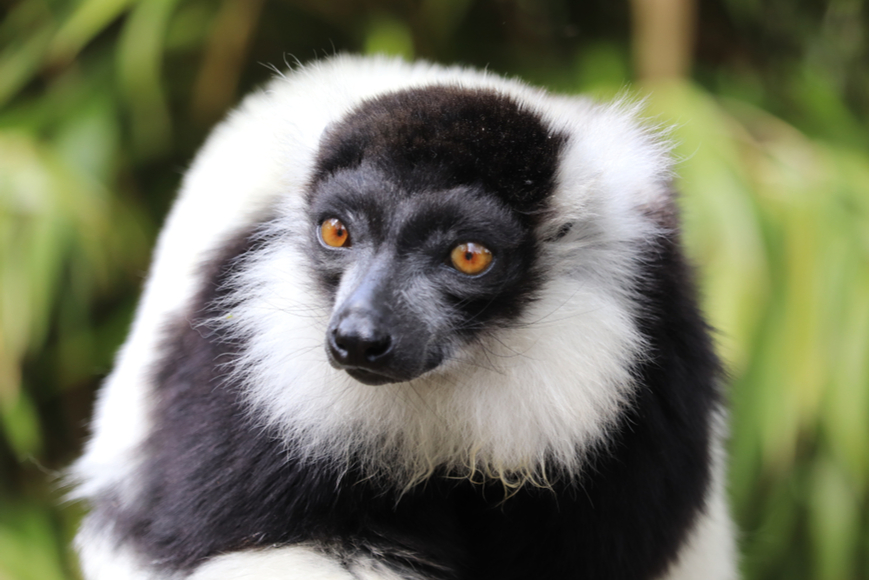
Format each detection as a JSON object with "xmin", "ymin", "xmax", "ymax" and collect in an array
[
  {"xmin": 214, "ymin": 59, "xmax": 670, "ymax": 487},
  {"xmin": 222, "ymin": 203, "xmax": 652, "ymax": 486}
]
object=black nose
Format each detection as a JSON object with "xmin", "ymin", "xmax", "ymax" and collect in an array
[{"xmin": 328, "ymin": 314, "xmax": 393, "ymax": 371}]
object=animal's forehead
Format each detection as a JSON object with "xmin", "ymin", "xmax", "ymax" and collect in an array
[
  {"xmin": 309, "ymin": 168, "xmax": 524, "ymax": 247},
  {"xmin": 311, "ymin": 85, "xmax": 567, "ymax": 220}
]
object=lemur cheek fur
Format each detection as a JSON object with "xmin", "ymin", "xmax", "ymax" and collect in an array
[{"xmin": 72, "ymin": 55, "xmax": 736, "ymax": 580}]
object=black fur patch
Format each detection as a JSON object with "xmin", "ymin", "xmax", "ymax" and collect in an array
[
  {"xmin": 90, "ymin": 214, "xmax": 720, "ymax": 579},
  {"xmin": 312, "ymin": 86, "xmax": 566, "ymax": 223}
]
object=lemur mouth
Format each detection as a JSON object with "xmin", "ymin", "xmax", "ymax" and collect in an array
[
  {"xmin": 345, "ymin": 367, "xmax": 401, "ymax": 386},
  {"xmin": 331, "ymin": 343, "xmax": 446, "ymax": 386}
]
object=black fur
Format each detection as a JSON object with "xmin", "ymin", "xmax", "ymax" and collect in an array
[{"xmin": 312, "ymin": 86, "xmax": 566, "ymax": 223}]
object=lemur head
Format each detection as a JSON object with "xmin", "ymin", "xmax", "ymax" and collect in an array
[{"xmin": 307, "ymin": 87, "xmax": 564, "ymax": 385}]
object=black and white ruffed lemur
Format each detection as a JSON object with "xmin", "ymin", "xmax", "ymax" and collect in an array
[{"xmin": 73, "ymin": 56, "xmax": 736, "ymax": 580}]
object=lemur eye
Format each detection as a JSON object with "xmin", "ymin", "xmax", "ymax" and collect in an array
[
  {"xmin": 450, "ymin": 243, "xmax": 493, "ymax": 275},
  {"xmin": 321, "ymin": 218, "xmax": 350, "ymax": 248}
]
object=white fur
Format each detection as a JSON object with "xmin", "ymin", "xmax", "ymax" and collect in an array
[
  {"xmin": 188, "ymin": 547, "xmax": 352, "ymax": 580},
  {"xmin": 77, "ymin": 531, "xmax": 427, "ymax": 580},
  {"xmin": 189, "ymin": 548, "xmax": 351, "ymax": 580},
  {"xmin": 76, "ymin": 520, "xmax": 169, "ymax": 580},
  {"xmin": 189, "ymin": 546, "xmax": 438, "ymax": 580},
  {"xmin": 74, "ymin": 56, "xmax": 706, "ymax": 578},
  {"xmin": 659, "ymin": 421, "xmax": 738, "ymax": 580}
]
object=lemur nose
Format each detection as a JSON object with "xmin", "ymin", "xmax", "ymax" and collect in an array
[{"xmin": 328, "ymin": 315, "xmax": 393, "ymax": 370}]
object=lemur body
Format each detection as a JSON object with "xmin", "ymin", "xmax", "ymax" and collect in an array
[{"xmin": 74, "ymin": 56, "xmax": 736, "ymax": 580}]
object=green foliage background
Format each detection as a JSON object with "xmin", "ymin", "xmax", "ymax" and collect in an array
[{"xmin": 0, "ymin": 0, "xmax": 866, "ymax": 578}]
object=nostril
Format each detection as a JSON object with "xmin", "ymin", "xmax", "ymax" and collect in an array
[
  {"xmin": 330, "ymin": 328, "xmax": 349, "ymax": 358},
  {"xmin": 364, "ymin": 335, "xmax": 391, "ymax": 361}
]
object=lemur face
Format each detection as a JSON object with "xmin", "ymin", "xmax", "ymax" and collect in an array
[{"xmin": 305, "ymin": 87, "xmax": 563, "ymax": 385}]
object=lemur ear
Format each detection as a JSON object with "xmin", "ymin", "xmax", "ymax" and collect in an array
[{"xmin": 545, "ymin": 222, "xmax": 574, "ymax": 242}]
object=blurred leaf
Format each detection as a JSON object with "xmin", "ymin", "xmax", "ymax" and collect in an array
[
  {"xmin": 48, "ymin": 0, "xmax": 136, "ymax": 65},
  {"xmin": 164, "ymin": 2, "xmax": 217, "ymax": 52},
  {"xmin": 0, "ymin": 122, "xmax": 132, "ymax": 401},
  {"xmin": 0, "ymin": 390, "xmax": 42, "ymax": 461},
  {"xmin": 0, "ymin": 133, "xmax": 69, "ymax": 396},
  {"xmin": 0, "ymin": 500, "xmax": 69, "ymax": 580},
  {"xmin": 364, "ymin": 14, "xmax": 415, "ymax": 59},
  {"xmin": 572, "ymin": 42, "xmax": 631, "ymax": 99},
  {"xmin": 808, "ymin": 457, "xmax": 860, "ymax": 580},
  {"xmin": 117, "ymin": 0, "xmax": 179, "ymax": 158},
  {"xmin": 0, "ymin": 28, "xmax": 53, "ymax": 108},
  {"xmin": 190, "ymin": 0, "xmax": 265, "ymax": 126},
  {"xmin": 54, "ymin": 97, "xmax": 119, "ymax": 184}
]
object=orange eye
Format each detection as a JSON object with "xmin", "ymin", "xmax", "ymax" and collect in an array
[
  {"xmin": 320, "ymin": 218, "xmax": 350, "ymax": 248},
  {"xmin": 450, "ymin": 243, "xmax": 493, "ymax": 275}
]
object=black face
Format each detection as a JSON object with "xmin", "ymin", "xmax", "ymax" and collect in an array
[{"xmin": 306, "ymin": 86, "xmax": 565, "ymax": 385}]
